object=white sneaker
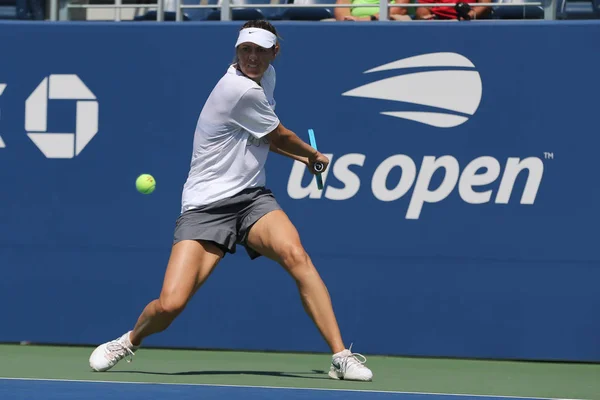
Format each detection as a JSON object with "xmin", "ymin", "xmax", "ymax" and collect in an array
[
  {"xmin": 89, "ymin": 331, "xmax": 139, "ymax": 372},
  {"xmin": 329, "ymin": 345, "xmax": 373, "ymax": 381}
]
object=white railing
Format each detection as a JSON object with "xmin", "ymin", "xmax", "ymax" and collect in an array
[{"xmin": 50, "ymin": 0, "xmax": 556, "ymax": 22}]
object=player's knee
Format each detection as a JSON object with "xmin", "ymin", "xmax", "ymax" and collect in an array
[
  {"xmin": 280, "ymin": 244, "xmax": 310, "ymax": 274},
  {"xmin": 157, "ymin": 294, "xmax": 187, "ymax": 316}
]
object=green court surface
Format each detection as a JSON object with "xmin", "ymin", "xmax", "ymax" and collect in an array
[{"xmin": 1, "ymin": 344, "xmax": 599, "ymax": 399}]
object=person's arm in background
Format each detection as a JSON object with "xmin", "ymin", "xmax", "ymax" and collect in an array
[
  {"xmin": 414, "ymin": 0, "xmax": 435, "ymax": 19},
  {"xmin": 469, "ymin": 0, "xmax": 491, "ymax": 18},
  {"xmin": 389, "ymin": 0, "xmax": 410, "ymax": 16},
  {"xmin": 335, "ymin": 0, "xmax": 368, "ymax": 20}
]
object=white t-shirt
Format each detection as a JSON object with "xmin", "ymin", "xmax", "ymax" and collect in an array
[{"xmin": 181, "ymin": 64, "xmax": 279, "ymax": 212}]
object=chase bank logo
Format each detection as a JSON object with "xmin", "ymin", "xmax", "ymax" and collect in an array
[
  {"xmin": 342, "ymin": 52, "xmax": 482, "ymax": 128},
  {"xmin": 25, "ymin": 74, "xmax": 98, "ymax": 158}
]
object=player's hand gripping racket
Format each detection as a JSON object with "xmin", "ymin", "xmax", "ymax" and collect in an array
[{"xmin": 308, "ymin": 129, "xmax": 324, "ymax": 190}]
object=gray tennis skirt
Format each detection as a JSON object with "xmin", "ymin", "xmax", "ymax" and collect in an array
[{"xmin": 173, "ymin": 187, "xmax": 282, "ymax": 259}]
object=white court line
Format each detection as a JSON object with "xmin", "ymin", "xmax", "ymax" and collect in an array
[{"xmin": 0, "ymin": 377, "xmax": 586, "ymax": 400}]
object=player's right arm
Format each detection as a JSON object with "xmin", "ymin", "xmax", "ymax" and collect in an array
[
  {"xmin": 232, "ymin": 88, "xmax": 329, "ymax": 173},
  {"xmin": 267, "ymin": 123, "xmax": 329, "ymax": 173},
  {"xmin": 269, "ymin": 142, "xmax": 308, "ymax": 164}
]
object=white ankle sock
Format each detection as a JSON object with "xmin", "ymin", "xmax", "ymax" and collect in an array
[
  {"xmin": 123, "ymin": 331, "xmax": 137, "ymax": 348},
  {"xmin": 333, "ymin": 349, "xmax": 349, "ymax": 358}
]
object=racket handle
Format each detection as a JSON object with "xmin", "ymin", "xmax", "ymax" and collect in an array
[
  {"xmin": 316, "ymin": 174, "xmax": 324, "ymax": 190},
  {"xmin": 313, "ymin": 162, "xmax": 324, "ymax": 190}
]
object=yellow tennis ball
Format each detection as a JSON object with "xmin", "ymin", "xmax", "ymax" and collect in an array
[{"xmin": 136, "ymin": 174, "xmax": 156, "ymax": 194}]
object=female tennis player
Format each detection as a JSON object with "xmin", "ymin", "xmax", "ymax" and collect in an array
[{"xmin": 88, "ymin": 20, "xmax": 373, "ymax": 382}]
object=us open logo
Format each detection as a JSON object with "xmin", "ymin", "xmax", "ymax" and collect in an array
[
  {"xmin": 25, "ymin": 74, "xmax": 98, "ymax": 159},
  {"xmin": 342, "ymin": 52, "xmax": 482, "ymax": 128}
]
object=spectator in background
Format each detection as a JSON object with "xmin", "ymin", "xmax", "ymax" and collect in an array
[
  {"xmin": 334, "ymin": 0, "xmax": 411, "ymax": 20},
  {"xmin": 416, "ymin": 0, "xmax": 491, "ymax": 19},
  {"xmin": 16, "ymin": 0, "xmax": 45, "ymax": 19}
]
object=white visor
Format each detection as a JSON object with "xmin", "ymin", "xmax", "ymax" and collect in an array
[{"xmin": 235, "ymin": 28, "xmax": 277, "ymax": 49}]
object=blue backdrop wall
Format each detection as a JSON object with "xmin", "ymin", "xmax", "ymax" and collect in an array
[{"xmin": 1, "ymin": 20, "xmax": 599, "ymax": 362}]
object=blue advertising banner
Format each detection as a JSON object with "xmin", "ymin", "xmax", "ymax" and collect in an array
[{"xmin": 1, "ymin": 20, "xmax": 599, "ymax": 362}]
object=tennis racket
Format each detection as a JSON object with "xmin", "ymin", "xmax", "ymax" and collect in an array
[{"xmin": 308, "ymin": 129, "xmax": 324, "ymax": 190}]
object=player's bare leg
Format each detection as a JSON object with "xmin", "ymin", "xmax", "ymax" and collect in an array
[
  {"xmin": 246, "ymin": 210, "xmax": 373, "ymax": 381},
  {"xmin": 130, "ymin": 240, "xmax": 223, "ymax": 344},
  {"xmin": 89, "ymin": 240, "xmax": 223, "ymax": 371},
  {"xmin": 247, "ymin": 210, "xmax": 343, "ymax": 353}
]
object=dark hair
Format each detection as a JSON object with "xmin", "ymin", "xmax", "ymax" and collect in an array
[{"xmin": 240, "ymin": 20, "xmax": 278, "ymax": 37}]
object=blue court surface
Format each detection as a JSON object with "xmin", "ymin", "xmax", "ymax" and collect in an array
[{"xmin": 0, "ymin": 379, "xmax": 578, "ymax": 400}]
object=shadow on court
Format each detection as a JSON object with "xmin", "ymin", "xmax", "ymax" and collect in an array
[{"xmin": 107, "ymin": 369, "xmax": 330, "ymax": 380}]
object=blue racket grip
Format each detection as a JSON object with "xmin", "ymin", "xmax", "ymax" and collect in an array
[
  {"xmin": 308, "ymin": 129, "xmax": 324, "ymax": 190},
  {"xmin": 314, "ymin": 162, "xmax": 324, "ymax": 189},
  {"xmin": 315, "ymin": 168, "xmax": 324, "ymax": 190}
]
